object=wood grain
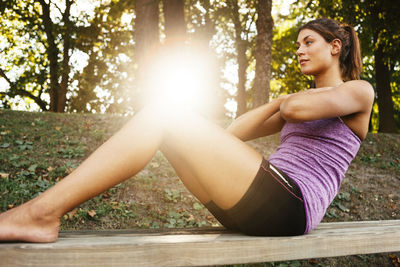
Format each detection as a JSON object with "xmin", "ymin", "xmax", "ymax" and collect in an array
[{"xmin": 0, "ymin": 220, "xmax": 399, "ymax": 266}]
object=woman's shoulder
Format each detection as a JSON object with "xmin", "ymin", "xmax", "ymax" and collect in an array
[
  {"xmin": 342, "ymin": 80, "xmax": 374, "ymax": 96},
  {"xmin": 340, "ymin": 80, "xmax": 375, "ymax": 108}
]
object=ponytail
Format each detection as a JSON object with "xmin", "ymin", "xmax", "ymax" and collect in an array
[
  {"xmin": 340, "ymin": 24, "xmax": 362, "ymax": 81},
  {"xmin": 299, "ymin": 18, "xmax": 363, "ymax": 81}
]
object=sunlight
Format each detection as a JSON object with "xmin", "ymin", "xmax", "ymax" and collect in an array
[{"xmin": 141, "ymin": 46, "xmax": 214, "ymax": 114}]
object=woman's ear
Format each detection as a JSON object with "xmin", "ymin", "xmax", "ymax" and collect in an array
[{"xmin": 330, "ymin": 39, "xmax": 342, "ymax": 56}]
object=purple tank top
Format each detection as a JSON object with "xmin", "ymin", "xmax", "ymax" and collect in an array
[{"xmin": 269, "ymin": 117, "xmax": 361, "ymax": 233}]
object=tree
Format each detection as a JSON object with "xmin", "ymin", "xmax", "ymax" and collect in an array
[
  {"xmin": 0, "ymin": 0, "xmax": 75, "ymax": 112},
  {"xmin": 132, "ymin": 0, "xmax": 160, "ymax": 111},
  {"xmin": 227, "ymin": 0, "xmax": 257, "ymax": 117},
  {"xmin": 162, "ymin": 0, "xmax": 186, "ymax": 45},
  {"xmin": 253, "ymin": 0, "xmax": 273, "ymax": 107},
  {"xmin": 0, "ymin": 0, "xmax": 277, "ymax": 117},
  {"xmin": 0, "ymin": 0, "xmax": 140, "ymax": 114},
  {"xmin": 135, "ymin": 0, "xmax": 160, "ymax": 68},
  {"xmin": 230, "ymin": 0, "xmax": 249, "ymax": 116},
  {"xmin": 369, "ymin": 1, "xmax": 399, "ymax": 133},
  {"xmin": 69, "ymin": 0, "xmax": 136, "ymax": 113},
  {"xmin": 269, "ymin": 2, "xmax": 313, "ymax": 99},
  {"xmin": 212, "ymin": 0, "xmax": 274, "ymax": 117}
]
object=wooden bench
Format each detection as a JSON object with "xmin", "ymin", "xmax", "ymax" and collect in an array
[{"xmin": 1, "ymin": 220, "xmax": 399, "ymax": 266}]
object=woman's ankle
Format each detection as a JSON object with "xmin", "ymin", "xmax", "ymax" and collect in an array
[{"xmin": 26, "ymin": 198, "xmax": 62, "ymax": 227}]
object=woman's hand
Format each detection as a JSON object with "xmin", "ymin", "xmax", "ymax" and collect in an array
[{"xmin": 227, "ymin": 96, "xmax": 288, "ymax": 141}]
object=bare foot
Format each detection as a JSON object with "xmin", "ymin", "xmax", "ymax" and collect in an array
[{"xmin": 0, "ymin": 200, "xmax": 60, "ymax": 243}]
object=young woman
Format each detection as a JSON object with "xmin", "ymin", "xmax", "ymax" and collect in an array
[{"xmin": 0, "ymin": 18, "xmax": 374, "ymax": 242}]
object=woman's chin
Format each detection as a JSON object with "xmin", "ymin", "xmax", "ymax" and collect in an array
[
  {"xmin": 300, "ymin": 66, "xmax": 316, "ymax": 76},
  {"xmin": 300, "ymin": 69, "xmax": 312, "ymax": 76}
]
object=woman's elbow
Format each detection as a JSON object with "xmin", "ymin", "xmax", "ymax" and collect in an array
[{"xmin": 280, "ymin": 98, "xmax": 304, "ymax": 122}]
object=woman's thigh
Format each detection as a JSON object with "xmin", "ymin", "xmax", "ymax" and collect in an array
[{"xmin": 160, "ymin": 112, "xmax": 263, "ymax": 210}]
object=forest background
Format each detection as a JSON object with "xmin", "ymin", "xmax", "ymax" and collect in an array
[{"xmin": 0, "ymin": 0, "xmax": 399, "ymax": 133}]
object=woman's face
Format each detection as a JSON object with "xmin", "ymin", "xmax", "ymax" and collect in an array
[{"xmin": 296, "ymin": 28, "xmax": 336, "ymax": 76}]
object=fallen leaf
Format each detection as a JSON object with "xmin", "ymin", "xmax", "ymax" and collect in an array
[
  {"xmin": 64, "ymin": 208, "xmax": 78, "ymax": 221},
  {"xmin": 150, "ymin": 162, "xmax": 160, "ymax": 168},
  {"xmin": 102, "ymin": 192, "xmax": 111, "ymax": 199},
  {"xmin": 389, "ymin": 254, "xmax": 400, "ymax": 265},
  {"xmin": 88, "ymin": 209, "xmax": 96, "ymax": 218},
  {"xmin": 0, "ymin": 173, "xmax": 9, "ymax": 179},
  {"xmin": 0, "ymin": 143, "xmax": 10, "ymax": 148},
  {"xmin": 110, "ymin": 201, "xmax": 119, "ymax": 210}
]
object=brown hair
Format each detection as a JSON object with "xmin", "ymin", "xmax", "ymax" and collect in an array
[{"xmin": 299, "ymin": 18, "xmax": 362, "ymax": 81}]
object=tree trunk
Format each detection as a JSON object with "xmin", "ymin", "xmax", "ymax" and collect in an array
[
  {"xmin": 231, "ymin": 0, "xmax": 248, "ymax": 117},
  {"xmin": 374, "ymin": 45, "xmax": 397, "ymax": 133},
  {"xmin": 135, "ymin": 0, "xmax": 160, "ymax": 68},
  {"xmin": 57, "ymin": 0, "xmax": 72, "ymax": 113},
  {"xmin": 253, "ymin": 0, "xmax": 273, "ymax": 108},
  {"xmin": 39, "ymin": 0, "xmax": 60, "ymax": 112},
  {"xmin": 134, "ymin": 0, "xmax": 160, "ymax": 109},
  {"xmin": 202, "ymin": 0, "xmax": 215, "ymax": 41},
  {"xmin": 162, "ymin": 0, "xmax": 186, "ymax": 45}
]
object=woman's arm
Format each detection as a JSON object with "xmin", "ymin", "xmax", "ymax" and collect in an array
[
  {"xmin": 280, "ymin": 80, "xmax": 374, "ymax": 122},
  {"xmin": 227, "ymin": 96, "xmax": 287, "ymax": 141}
]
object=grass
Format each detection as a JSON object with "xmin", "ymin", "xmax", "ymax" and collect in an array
[
  {"xmin": 0, "ymin": 109, "xmax": 214, "ymax": 230},
  {"xmin": 0, "ymin": 109, "xmax": 399, "ymax": 266}
]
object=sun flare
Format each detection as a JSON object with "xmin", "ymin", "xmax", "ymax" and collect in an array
[{"xmin": 140, "ymin": 45, "xmax": 215, "ymax": 114}]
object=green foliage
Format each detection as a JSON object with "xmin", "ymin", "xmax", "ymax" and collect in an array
[
  {"xmin": 164, "ymin": 209, "xmax": 206, "ymax": 228},
  {"xmin": 271, "ymin": 17, "xmax": 313, "ymax": 96},
  {"xmin": 0, "ymin": 0, "xmax": 137, "ymax": 113},
  {"xmin": 0, "ymin": 1, "xmax": 49, "ymax": 110},
  {"xmin": 1, "ymin": 0, "xmax": 399, "ymax": 133},
  {"xmin": 164, "ymin": 188, "xmax": 182, "ymax": 203},
  {"xmin": 70, "ymin": 0, "xmax": 136, "ymax": 113}
]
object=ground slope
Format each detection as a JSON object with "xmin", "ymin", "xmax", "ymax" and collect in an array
[{"xmin": 0, "ymin": 110, "xmax": 399, "ymax": 266}]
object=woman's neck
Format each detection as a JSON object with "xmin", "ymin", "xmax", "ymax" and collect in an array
[{"xmin": 314, "ymin": 66, "xmax": 343, "ymax": 88}]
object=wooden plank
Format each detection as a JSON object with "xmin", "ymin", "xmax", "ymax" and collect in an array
[{"xmin": 0, "ymin": 220, "xmax": 399, "ymax": 267}]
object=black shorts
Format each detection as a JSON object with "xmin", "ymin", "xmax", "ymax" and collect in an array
[{"xmin": 205, "ymin": 158, "xmax": 306, "ymax": 236}]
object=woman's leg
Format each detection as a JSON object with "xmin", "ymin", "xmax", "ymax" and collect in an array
[
  {"xmin": 0, "ymin": 106, "xmax": 262, "ymax": 242},
  {"xmin": 159, "ymin": 111, "xmax": 262, "ymax": 209},
  {"xmin": 0, "ymin": 107, "xmax": 164, "ymax": 242}
]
